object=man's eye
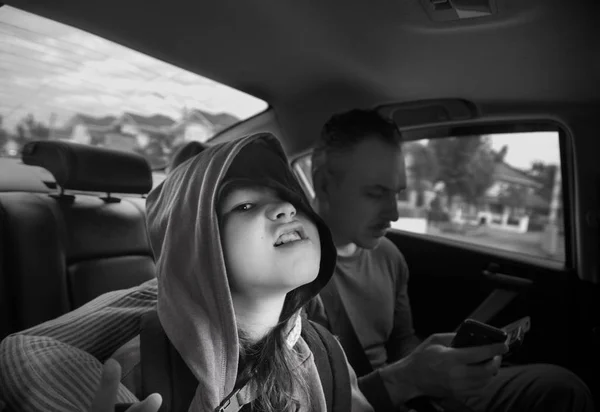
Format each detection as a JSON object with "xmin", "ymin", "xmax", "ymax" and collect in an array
[
  {"xmin": 233, "ymin": 203, "xmax": 254, "ymax": 212},
  {"xmin": 367, "ymin": 192, "xmax": 383, "ymax": 199}
]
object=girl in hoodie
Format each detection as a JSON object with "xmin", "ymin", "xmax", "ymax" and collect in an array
[{"xmin": 141, "ymin": 132, "xmax": 372, "ymax": 412}]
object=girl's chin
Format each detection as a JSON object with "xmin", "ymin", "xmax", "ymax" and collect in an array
[{"xmin": 283, "ymin": 272, "xmax": 319, "ymax": 291}]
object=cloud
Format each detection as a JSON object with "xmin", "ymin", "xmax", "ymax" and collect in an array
[{"xmin": 0, "ymin": 6, "xmax": 267, "ymax": 131}]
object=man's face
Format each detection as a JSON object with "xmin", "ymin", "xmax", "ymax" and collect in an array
[{"xmin": 321, "ymin": 136, "xmax": 406, "ymax": 249}]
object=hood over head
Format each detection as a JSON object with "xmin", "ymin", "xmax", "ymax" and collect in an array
[{"xmin": 146, "ymin": 133, "xmax": 336, "ymax": 411}]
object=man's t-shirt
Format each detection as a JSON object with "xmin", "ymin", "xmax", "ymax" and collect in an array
[{"xmin": 307, "ymin": 237, "xmax": 419, "ymax": 370}]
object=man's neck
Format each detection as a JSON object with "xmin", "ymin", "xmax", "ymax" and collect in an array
[
  {"xmin": 333, "ymin": 237, "xmax": 358, "ymax": 258},
  {"xmin": 315, "ymin": 203, "xmax": 358, "ymax": 257},
  {"xmin": 232, "ymin": 293, "xmax": 286, "ymax": 342}
]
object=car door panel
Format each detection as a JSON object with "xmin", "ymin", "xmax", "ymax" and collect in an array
[{"xmin": 387, "ymin": 231, "xmax": 574, "ymax": 364}]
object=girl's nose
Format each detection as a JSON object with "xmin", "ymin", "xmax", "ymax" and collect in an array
[{"xmin": 267, "ymin": 201, "xmax": 296, "ymax": 221}]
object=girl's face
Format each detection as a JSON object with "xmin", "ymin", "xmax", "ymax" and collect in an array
[{"xmin": 219, "ymin": 185, "xmax": 321, "ymax": 299}]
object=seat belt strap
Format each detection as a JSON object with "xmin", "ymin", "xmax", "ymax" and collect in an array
[
  {"xmin": 318, "ymin": 278, "xmax": 374, "ymax": 377},
  {"xmin": 465, "ymin": 288, "xmax": 519, "ymax": 325}
]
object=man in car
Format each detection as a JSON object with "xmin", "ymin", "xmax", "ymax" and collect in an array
[{"xmin": 306, "ymin": 109, "xmax": 595, "ymax": 412}]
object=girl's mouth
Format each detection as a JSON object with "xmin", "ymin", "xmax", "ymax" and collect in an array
[{"xmin": 274, "ymin": 230, "xmax": 304, "ymax": 246}]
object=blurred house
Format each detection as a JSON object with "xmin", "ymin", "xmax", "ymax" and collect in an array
[
  {"xmin": 53, "ymin": 109, "xmax": 239, "ymax": 168},
  {"xmin": 475, "ymin": 162, "xmax": 549, "ymax": 233},
  {"xmin": 62, "ymin": 114, "xmax": 118, "ymax": 146},
  {"xmin": 168, "ymin": 109, "xmax": 215, "ymax": 147},
  {"xmin": 398, "ymin": 154, "xmax": 552, "ymax": 234},
  {"xmin": 57, "ymin": 113, "xmax": 174, "ymax": 167},
  {"xmin": 118, "ymin": 112, "xmax": 175, "ymax": 150}
]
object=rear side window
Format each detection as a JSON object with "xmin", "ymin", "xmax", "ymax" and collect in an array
[
  {"xmin": 292, "ymin": 129, "xmax": 566, "ymax": 265},
  {"xmin": 0, "ymin": 6, "xmax": 267, "ymax": 170}
]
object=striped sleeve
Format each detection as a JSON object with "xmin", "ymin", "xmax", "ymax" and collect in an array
[
  {"xmin": 0, "ymin": 278, "xmax": 158, "ymax": 411},
  {"xmin": 0, "ymin": 335, "xmax": 138, "ymax": 412},
  {"xmin": 18, "ymin": 278, "xmax": 158, "ymax": 361}
]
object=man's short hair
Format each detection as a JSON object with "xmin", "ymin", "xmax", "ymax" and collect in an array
[{"xmin": 311, "ymin": 109, "xmax": 402, "ymax": 180}]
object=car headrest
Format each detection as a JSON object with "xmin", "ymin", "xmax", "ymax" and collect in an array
[{"xmin": 22, "ymin": 140, "xmax": 152, "ymax": 195}]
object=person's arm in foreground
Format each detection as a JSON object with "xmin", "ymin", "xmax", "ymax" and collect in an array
[
  {"xmin": 12, "ymin": 279, "xmax": 158, "ymax": 361},
  {"xmin": 0, "ymin": 280, "xmax": 157, "ymax": 412},
  {"xmin": 0, "ymin": 334, "xmax": 140, "ymax": 412}
]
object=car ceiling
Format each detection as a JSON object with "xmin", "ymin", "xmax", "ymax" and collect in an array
[{"xmin": 5, "ymin": 0, "xmax": 600, "ymax": 152}]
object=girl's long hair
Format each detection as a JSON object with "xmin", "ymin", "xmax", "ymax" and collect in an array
[{"xmin": 236, "ymin": 286, "xmax": 315, "ymax": 412}]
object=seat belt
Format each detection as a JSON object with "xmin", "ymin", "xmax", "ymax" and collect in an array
[
  {"xmin": 465, "ymin": 289, "xmax": 519, "ymax": 324},
  {"xmin": 318, "ymin": 278, "xmax": 374, "ymax": 377},
  {"xmin": 140, "ymin": 310, "xmax": 198, "ymax": 412},
  {"xmin": 317, "ymin": 279, "xmax": 396, "ymax": 412},
  {"xmin": 463, "ymin": 268, "xmax": 533, "ymax": 327}
]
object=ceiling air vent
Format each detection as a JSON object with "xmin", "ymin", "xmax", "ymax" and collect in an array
[{"xmin": 420, "ymin": 0, "xmax": 497, "ymax": 22}]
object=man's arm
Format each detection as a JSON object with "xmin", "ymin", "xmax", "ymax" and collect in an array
[{"xmin": 386, "ymin": 252, "xmax": 421, "ymax": 363}]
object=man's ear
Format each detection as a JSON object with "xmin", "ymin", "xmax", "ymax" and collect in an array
[{"xmin": 312, "ymin": 167, "xmax": 331, "ymax": 202}]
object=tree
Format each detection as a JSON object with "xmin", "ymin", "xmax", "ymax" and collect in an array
[
  {"xmin": 403, "ymin": 141, "xmax": 439, "ymax": 206},
  {"xmin": 0, "ymin": 115, "xmax": 8, "ymax": 153},
  {"xmin": 428, "ymin": 135, "xmax": 496, "ymax": 205},
  {"xmin": 24, "ymin": 114, "xmax": 50, "ymax": 140},
  {"xmin": 528, "ymin": 161, "xmax": 558, "ymax": 203},
  {"xmin": 15, "ymin": 114, "xmax": 50, "ymax": 144}
]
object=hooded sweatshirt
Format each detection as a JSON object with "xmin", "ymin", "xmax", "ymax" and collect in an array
[{"xmin": 145, "ymin": 133, "xmax": 340, "ymax": 412}]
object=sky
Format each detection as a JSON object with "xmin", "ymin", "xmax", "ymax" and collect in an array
[
  {"xmin": 0, "ymin": 6, "xmax": 267, "ymax": 132},
  {"xmin": 489, "ymin": 132, "xmax": 561, "ymax": 170}
]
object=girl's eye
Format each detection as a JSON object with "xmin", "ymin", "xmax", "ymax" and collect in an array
[{"xmin": 233, "ymin": 203, "xmax": 254, "ymax": 212}]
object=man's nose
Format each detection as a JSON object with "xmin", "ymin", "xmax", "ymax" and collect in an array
[
  {"xmin": 383, "ymin": 195, "xmax": 400, "ymax": 222},
  {"xmin": 267, "ymin": 201, "xmax": 297, "ymax": 221}
]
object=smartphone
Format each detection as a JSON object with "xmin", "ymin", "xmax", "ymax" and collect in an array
[
  {"xmin": 451, "ymin": 319, "xmax": 508, "ymax": 348},
  {"xmin": 501, "ymin": 316, "xmax": 531, "ymax": 355}
]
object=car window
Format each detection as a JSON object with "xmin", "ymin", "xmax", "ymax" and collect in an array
[
  {"xmin": 292, "ymin": 131, "xmax": 566, "ymax": 264},
  {"xmin": 0, "ymin": 6, "xmax": 267, "ymax": 172}
]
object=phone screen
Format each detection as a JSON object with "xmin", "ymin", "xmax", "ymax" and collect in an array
[{"xmin": 451, "ymin": 319, "xmax": 507, "ymax": 348}]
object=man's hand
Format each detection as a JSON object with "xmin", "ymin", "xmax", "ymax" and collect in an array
[
  {"xmin": 403, "ymin": 333, "xmax": 508, "ymax": 399},
  {"xmin": 91, "ymin": 359, "xmax": 162, "ymax": 412}
]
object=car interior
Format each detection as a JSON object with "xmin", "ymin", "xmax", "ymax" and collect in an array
[{"xmin": 1, "ymin": 0, "xmax": 599, "ymax": 406}]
